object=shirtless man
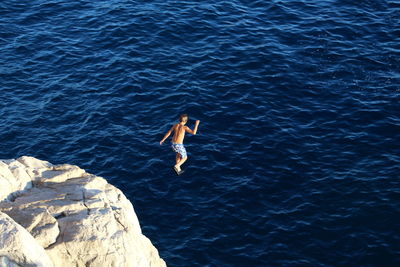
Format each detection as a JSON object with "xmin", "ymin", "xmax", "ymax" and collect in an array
[{"xmin": 160, "ymin": 114, "xmax": 200, "ymax": 175}]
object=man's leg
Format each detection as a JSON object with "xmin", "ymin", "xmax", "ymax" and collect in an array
[
  {"xmin": 173, "ymin": 145, "xmax": 187, "ymax": 173},
  {"xmin": 174, "ymin": 153, "xmax": 182, "ymax": 171},
  {"xmin": 175, "ymin": 156, "xmax": 187, "ymax": 171},
  {"xmin": 176, "ymin": 145, "xmax": 188, "ymax": 171}
]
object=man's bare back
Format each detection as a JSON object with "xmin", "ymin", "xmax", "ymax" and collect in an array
[{"xmin": 171, "ymin": 123, "xmax": 197, "ymax": 144}]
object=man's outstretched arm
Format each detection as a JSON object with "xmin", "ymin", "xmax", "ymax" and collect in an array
[
  {"xmin": 185, "ymin": 120, "xmax": 200, "ymax": 135},
  {"xmin": 160, "ymin": 125, "xmax": 174, "ymax": 145}
]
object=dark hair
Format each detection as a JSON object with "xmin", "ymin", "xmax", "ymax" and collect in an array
[{"xmin": 179, "ymin": 114, "xmax": 188, "ymax": 122}]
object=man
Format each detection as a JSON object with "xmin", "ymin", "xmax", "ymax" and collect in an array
[{"xmin": 160, "ymin": 114, "xmax": 200, "ymax": 175}]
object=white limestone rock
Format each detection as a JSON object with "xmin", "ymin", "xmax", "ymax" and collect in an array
[
  {"xmin": 0, "ymin": 211, "xmax": 54, "ymax": 267},
  {"xmin": 0, "ymin": 157, "xmax": 166, "ymax": 267},
  {"xmin": 0, "ymin": 160, "xmax": 32, "ymax": 202},
  {"xmin": 17, "ymin": 156, "xmax": 52, "ymax": 170},
  {"xmin": 0, "ymin": 206, "xmax": 59, "ymax": 248}
]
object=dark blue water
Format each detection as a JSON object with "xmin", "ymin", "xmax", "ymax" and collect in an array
[{"xmin": 1, "ymin": 0, "xmax": 399, "ymax": 266}]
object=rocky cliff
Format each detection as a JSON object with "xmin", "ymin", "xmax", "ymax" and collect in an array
[{"xmin": 0, "ymin": 156, "xmax": 166, "ymax": 267}]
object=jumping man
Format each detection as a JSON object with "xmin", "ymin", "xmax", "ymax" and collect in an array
[{"xmin": 160, "ymin": 114, "xmax": 200, "ymax": 175}]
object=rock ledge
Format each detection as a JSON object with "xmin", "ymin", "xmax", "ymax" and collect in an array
[{"xmin": 0, "ymin": 156, "xmax": 166, "ymax": 267}]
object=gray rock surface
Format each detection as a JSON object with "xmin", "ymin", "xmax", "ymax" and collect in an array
[
  {"xmin": 0, "ymin": 156, "xmax": 166, "ymax": 267},
  {"xmin": 0, "ymin": 211, "xmax": 54, "ymax": 267}
]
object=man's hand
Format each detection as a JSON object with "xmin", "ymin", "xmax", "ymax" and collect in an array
[
  {"xmin": 195, "ymin": 120, "xmax": 200, "ymax": 125},
  {"xmin": 159, "ymin": 140, "xmax": 164, "ymax": 145}
]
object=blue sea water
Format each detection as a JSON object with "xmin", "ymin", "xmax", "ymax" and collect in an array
[{"xmin": 1, "ymin": 0, "xmax": 399, "ymax": 266}]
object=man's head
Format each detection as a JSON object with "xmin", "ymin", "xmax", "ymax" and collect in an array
[{"xmin": 179, "ymin": 114, "xmax": 188, "ymax": 124}]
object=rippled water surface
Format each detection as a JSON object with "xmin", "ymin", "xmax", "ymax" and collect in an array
[{"xmin": 1, "ymin": 0, "xmax": 399, "ymax": 266}]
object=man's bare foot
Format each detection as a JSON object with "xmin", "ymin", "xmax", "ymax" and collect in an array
[
  {"xmin": 174, "ymin": 165, "xmax": 181, "ymax": 172},
  {"xmin": 173, "ymin": 165, "xmax": 182, "ymax": 175}
]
